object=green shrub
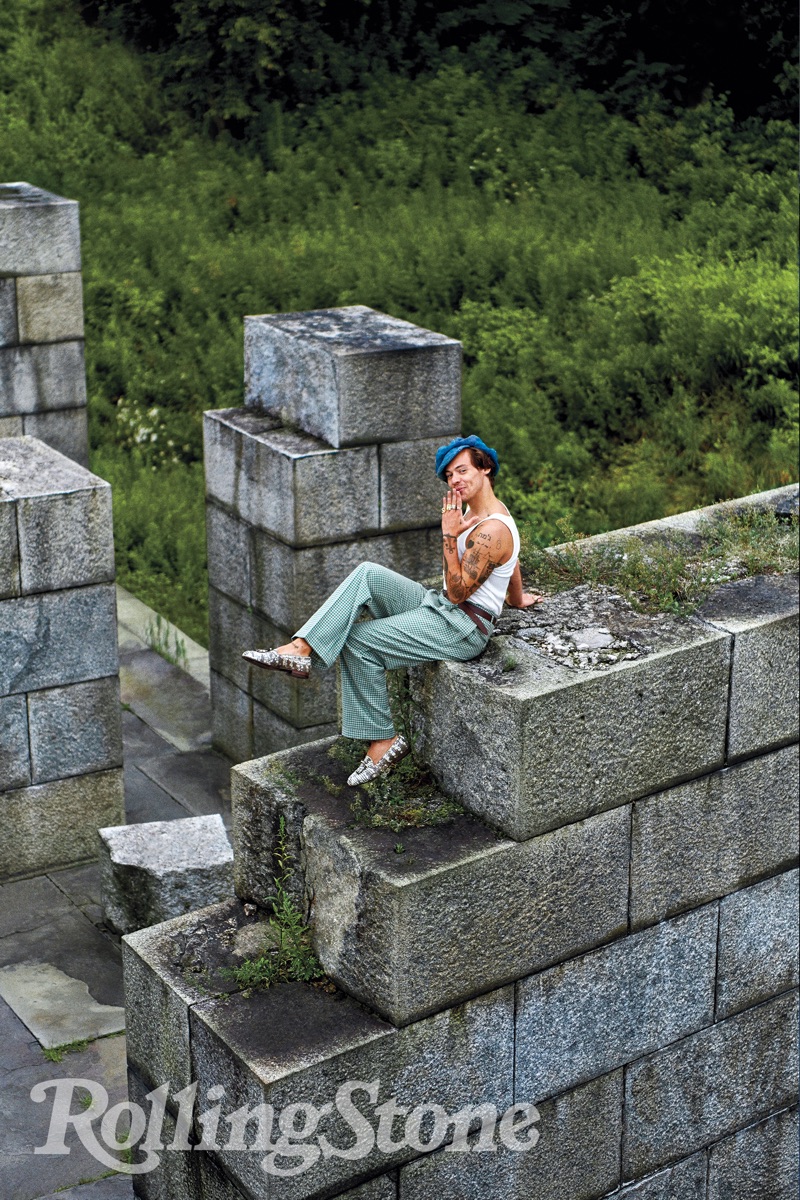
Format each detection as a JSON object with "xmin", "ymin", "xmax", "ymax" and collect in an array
[{"xmin": 1, "ymin": 1, "xmax": 796, "ymax": 627}]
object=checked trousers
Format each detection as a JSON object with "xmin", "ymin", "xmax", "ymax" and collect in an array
[{"xmin": 293, "ymin": 561, "xmax": 489, "ymax": 741}]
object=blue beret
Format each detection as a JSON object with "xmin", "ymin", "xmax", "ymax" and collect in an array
[{"xmin": 435, "ymin": 435, "xmax": 500, "ymax": 481}]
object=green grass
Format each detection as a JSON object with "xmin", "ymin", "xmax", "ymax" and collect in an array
[
  {"xmin": 521, "ymin": 509, "xmax": 799, "ymax": 615},
  {"xmin": 42, "ymin": 1037, "xmax": 92, "ymax": 1062}
]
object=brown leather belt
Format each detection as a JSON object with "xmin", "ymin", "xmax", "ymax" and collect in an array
[{"xmin": 452, "ymin": 598, "xmax": 498, "ymax": 635}]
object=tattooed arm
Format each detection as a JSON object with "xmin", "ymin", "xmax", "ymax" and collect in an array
[{"xmin": 442, "ymin": 519, "xmax": 513, "ymax": 603}]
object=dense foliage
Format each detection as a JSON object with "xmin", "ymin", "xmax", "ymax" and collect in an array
[
  {"xmin": 1, "ymin": 0, "xmax": 797, "ymax": 643},
  {"xmin": 88, "ymin": 0, "xmax": 796, "ymax": 131}
]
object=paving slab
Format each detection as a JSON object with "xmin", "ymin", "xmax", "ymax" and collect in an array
[
  {"xmin": 0, "ymin": 961, "xmax": 125, "ymax": 1048},
  {"xmin": 123, "ymin": 762, "xmax": 189, "ymax": 826},
  {"xmin": 0, "ymin": 876, "xmax": 76, "ymax": 939},
  {"xmin": 121, "ymin": 709, "xmax": 176, "ymax": 763},
  {"xmin": 0, "ymin": 995, "xmax": 44, "ymax": 1077},
  {"xmin": 119, "ymin": 648, "xmax": 212, "ymax": 754},
  {"xmin": 38, "ymin": 1175, "xmax": 136, "ymax": 1200},
  {"xmin": 136, "ymin": 749, "xmax": 231, "ymax": 823},
  {"xmin": 49, "ymin": 861, "xmax": 105, "ymax": 927},
  {"xmin": 0, "ymin": 1032, "xmax": 128, "ymax": 1200},
  {"xmin": 116, "ymin": 584, "xmax": 209, "ymax": 690},
  {"xmin": 0, "ymin": 889, "xmax": 123, "ymax": 1009}
]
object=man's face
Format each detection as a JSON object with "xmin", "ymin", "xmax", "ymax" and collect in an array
[{"xmin": 444, "ymin": 449, "xmax": 489, "ymax": 503}]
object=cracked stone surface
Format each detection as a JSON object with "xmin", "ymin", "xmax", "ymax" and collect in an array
[{"xmin": 495, "ymin": 584, "xmax": 694, "ymax": 673}]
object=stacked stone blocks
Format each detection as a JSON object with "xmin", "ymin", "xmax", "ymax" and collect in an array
[
  {"xmin": 0, "ymin": 436, "xmax": 124, "ymax": 876},
  {"xmin": 0, "ymin": 183, "xmax": 89, "ymax": 465},
  {"xmin": 124, "ymin": 486, "xmax": 798, "ymax": 1200},
  {"xmin": 204, "ymin": 307, "xmax": 460, "ymax": 763}
]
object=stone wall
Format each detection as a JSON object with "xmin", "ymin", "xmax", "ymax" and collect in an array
[
  {"xmin": 204, "ymin": 306, "xmax": 460, "ymax": 763},
  {"xmin": 123, "ymin": 485, "xmax": 798, "ymax": 1200},
  {"xmin": 0, "ymin": 183, "xmax": 89, "ymax": 465},
  {"xmin": 0, "ymin": 436, "xmax": 124, "ymax": 877}
]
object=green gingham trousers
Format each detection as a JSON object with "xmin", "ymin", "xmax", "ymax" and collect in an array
[{"xmin": 293, "ymin": 561, "xmax": 489, "ymax": 741}]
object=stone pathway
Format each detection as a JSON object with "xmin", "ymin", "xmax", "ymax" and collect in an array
[{"xmin": 0, "ymin": 587, "xmax": 231, "ymax": 1200}]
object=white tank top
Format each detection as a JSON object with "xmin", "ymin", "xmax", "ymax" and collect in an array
[{"xmin": 445, "ymin": 511, "xmax": 521, "ymax": 617}]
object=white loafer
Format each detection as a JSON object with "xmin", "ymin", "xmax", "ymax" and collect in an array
[
  {"xmin": 242, "ymin": 649, "xmax": 311, "ymax": 679},
  {"xmin": 346, "ymin": 735, "xmax": 410, "ymax": 787}
]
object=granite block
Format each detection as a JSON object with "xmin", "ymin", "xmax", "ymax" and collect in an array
[
  {"xmin": 206, "ymin": 502, "xmax": 252, "ymax": 606},
  {"xmin": 0, "ymin": 415, "xmax": 24, "ymax": 437},
  {"xmin": 413, "ymin": 591, "xmax": 731, "ymax": 840},
  {"xmin": 623, "ymin": 990, "xmax": 799, "ymax": 1177},
  {"xmin": 599, "ymin": 1151, "xmax": 708, "ymax": 1198},
  {"xmin": 122, "ymin": 899, "xmax": 262, "ymax": 1093},
  {"xmin": 515, "ymin": 907, "xmax": 718, "ymax": 1100},
  {"xmin": 210, "ymin": 670, "xmax": 253, "ymax": 765},
  {"xmin": 195, "ymin": 1153, "xmax": 242, "ymax": 1200},
  {"xmin": 698, "ymin": 573, "xmax": 799, "ymax": 760},
  {"xmin": 0, "ymin": 495, "xmax": 20, "ymax": 598},
  {"xmin": 208, "ymin": 587, "xmax": 338, "ymax": 727},
  {"xmin": 204, "ymin": 409, "xmax": 380, "ymax": 545},
  {"xmin": 399, "ymin": 1071, "xmax": 623, "ymax": 1200},
  {"xmin": 707, "ymin": 1106, "xmax": 799, "ymax": 1200},
  {"xmin": 28, "ymin": 675, "xmax": 123, "ymax": 783},
  {"xmin": 0, "ymin": 767, "xmax": 125, "ymax": 877},
  {"xmin": 0, "ymin": 582, "xmax": 119, "ymax": 695},
  {"xmin": 0, "ymin": 277, "xmax": 17, "ymax": 345},
  {"xmin": 22, "ymin": 406, "xmax": 89, "ymax": 465},
  {"xmin": 251, "ymin": 527, "xmax": 443, "ymax": 630},
  {"xmin": 244, "ymin": 306, "xmax": 461, "ymax": 448},
  {"xmin": 716, "ymin": 869, "xmax": 799, "ymax": 1018},
  {"xmin": 337, "ymin": 1178, "xmax": 397, "ymax": 1200},
  {"xmin": 0, "ymin": 183, "xmax": 81, "ymax": 275},
  {"xmin": 379, "ymin": 438, "xmax": 448, "ymax": 531},
  {"xmin": 252, "ymin": 699, "xmax": 338, "ymax": 759},
  {"xmin": 16, "ymin": 271, "xmax": 84, "ymax": 342},
  {"xmin": 189, "ymin": 981, "xmax": 513, "ymax": 1199},
  {"xmin": 99, "ymin": 814, "xmax": 234, "ymax": 934},
  {"xmin": 0, "ymin": 434, "xmax": 100, "ymax": 500},
  {"xmin": 17, "ymin": 485, "xmax": 114, "ymax": 594},
  {"xmin": 630, "ymin": 744, "xmax": 799, "ymax": 929},
  {"xmin": 128, "ymin": 1068, "xmax": 201, "ymax": 1199},
  {"xmin": 231, "ymin": 744, "xmax": 630, "ymax": 1025},
  {"xmin": 0, "ymin": 341, "xmax": 87, "ymax": 413},
  {"xmin": 0, "ymin": 693, "xmax": 30, "ymax": 790}
]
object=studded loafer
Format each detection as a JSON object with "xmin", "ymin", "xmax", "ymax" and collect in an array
[
  {"xmin": 241, "ymin": 649, "xmax": 312, "ymax": 679},
  {"xmin": 346, "ymin": 735, "xmax": 410, "ymax": 787}
]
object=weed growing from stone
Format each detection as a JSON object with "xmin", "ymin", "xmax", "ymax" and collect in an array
[
  {"xmin": 334, "ymin": 746, "xmax": 464, "ymax": 833},
  {"xmin": 327, "ymin": 674, "xmax": 465, "ymax": 832},
  {"xmin": 144, "ymin": 612, "xmax": 189, "ymax": 669},
  {"xmin": 224, "ymin": 818, "xmax": 323, "ymax": 992},
  {"xmin": 521, "ymin": 510, "xmax": 798, "ymax": 615},
  {"xmin": 42, "ymin": 1038, "xmax": 92, "ymax": 1063}
]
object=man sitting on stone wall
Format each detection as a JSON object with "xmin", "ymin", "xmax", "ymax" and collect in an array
[{"xmin": 243, "ymin": 435, "xmax": 540, "ymax": 786}]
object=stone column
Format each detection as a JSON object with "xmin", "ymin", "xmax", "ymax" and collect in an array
[
  {"xmin": 0, "ymin": 437, "xmax": 124, "ymax": 877},
  {"xmin": 204, "ymin": 305, "xmax": 461, "ymax": 762},
  {"xmin": 0, "ymin": 182, "xmax": 89, "ymax": 465}
]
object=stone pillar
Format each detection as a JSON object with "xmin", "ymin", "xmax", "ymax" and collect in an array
[
  {"xmin": 0, "ymin": 437, "xmax": 124, "ymax": 877},
  {"xmin": 204, "ymin": 305, "xmax": 461, "ymax": 762},
  {"xmin": 0, "ymin": 182, "xmax": 89, "ymax": 465}
]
